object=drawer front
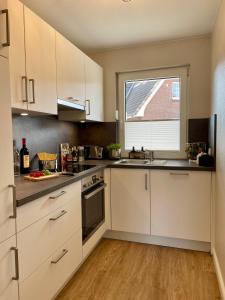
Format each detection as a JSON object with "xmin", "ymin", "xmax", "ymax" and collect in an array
[
  {"xmin": 19, "ymin": 229, "xmax": 82, "ymax": 300},
  {"xmin": 0, "ymin": 235, "xmax": 19, "ymax": 300},
  {"xmin": 17, "ymin": 180, "xmax": 81, "ymax": 232},
  {"xmin": 18, "ymin": 196, "xmax": 81, "ymax": 282}
]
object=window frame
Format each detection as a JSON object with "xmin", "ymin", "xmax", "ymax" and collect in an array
[{"xmin": 117, "ymin": 67, "xmax": 188, "ymax": 159}]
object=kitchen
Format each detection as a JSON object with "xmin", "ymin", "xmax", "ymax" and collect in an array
[{"xmin": 0, "ymin": 0, "xmax": 225, "ymax": 299}]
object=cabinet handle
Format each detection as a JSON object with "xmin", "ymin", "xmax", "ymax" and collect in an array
[
  {"xmin": 1, "ymin": 9, "xmax": 10, "ymax": 47},
  {"xmin": 10, "ymin": 247, "xmax": 19, "ymax": 280},
  {"xmin": 145, "ymin": 173, "xmax": 148, "ymax": 190},
  {"xmin": 51, "ymin": 249, "xmax": 68, "ymax": 264},
  {"xmin": 9, "ymin": 184, "xmax": 17, "ymax": 219},
  {"xmin": 22, "ymin": 76, "xmax": 28, "ymax": 103},
  {"xmin": 86, "ymin": 99, "xmax": 91, "ymax": 116},
  {"xmin": 49, "ymin": 210, "xmax": 67, "ymax": 221},
  {"xmin": 29, "ymin": 79, "xmax": 35, "ymax": 104},
  {"xmin": 170, "ymin": 172, "xmax": 189, "ymax": 176},
  {"xmin": 49, "ymin": 190, "xmax": 66, "ymax": 199}
]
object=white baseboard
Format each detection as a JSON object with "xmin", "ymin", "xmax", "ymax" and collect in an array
[
  {"xmin": 104, "ymin": 230, "xmax": 211, "ymax": 252},
  {"xmin": 212, "ymin": 248, "xmax": 225, "ymax": 300}
]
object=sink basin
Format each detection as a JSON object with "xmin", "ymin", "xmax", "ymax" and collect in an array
[{"xmin": 114, "ymin": 159, "xmax": 167, "ymax": 166}]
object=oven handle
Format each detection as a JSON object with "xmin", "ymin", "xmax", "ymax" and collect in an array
[{"xmin": 84, "ymin": 183, "xmax": 107, "ymax": 200}]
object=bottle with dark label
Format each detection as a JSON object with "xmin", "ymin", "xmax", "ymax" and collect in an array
[{"xmin": 20, "ymin": 138, "xmax": 30, "ymax": 174}]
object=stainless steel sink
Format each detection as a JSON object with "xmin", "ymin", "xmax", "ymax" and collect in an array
[{"xmin": 114, "ymin": 159, "xmax": 167, "ymax": 166}]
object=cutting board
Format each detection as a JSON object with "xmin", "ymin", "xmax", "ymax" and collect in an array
[{"xmin": 24, "ymin": 173, "xmax": 60, "ymax": 182}]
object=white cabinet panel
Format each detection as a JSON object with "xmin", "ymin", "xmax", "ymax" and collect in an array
[
  {"xmin": 56, "ymin": 32, "xmax": 85, "ymax": 106},
  {"xmin": 17, "ymin": 181, "xmax": 81, "ymax": 232},
  {"xmin": 0, "ymin": 235, "xmax": 18, "ymax": 300},
  {"xmin": 24, "ymin": 7, "xmax": 57, "ymax": 114},
  {"xmin": 111, "ymin": 169, "xmax": 150, "ymax": 235},
  {"xmin": 0, "ymin": 0, "xmax": 9, "ymax": 58},
  {"xmin": 104, "ymin": 168, "xmax": 111, "ymax": 230},
  {"xmin": 0, "ymin": 57, "xmax": 15, "ymax": 244},
  {"xmin": 19, "ymin": 230, "xmax": 82, "ymax": 300},
  {"xmin": 151, "ymin": 170, "xmax": 211, "ymax": 242},
  {"xmin": 2, "ymin": 0, "xmax": 27, "ymax": 110},
  {"xmin": 85, "ymin": 55, "xmax": 104, "ymax": 122},
  {"xmin": 18, "ymin": 196, "xmax": 81, "ymax": 282}
]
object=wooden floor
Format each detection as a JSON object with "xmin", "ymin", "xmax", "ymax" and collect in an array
[{"xmin": 56, "ymin": 239, "xmax": 220, "ymax": 300}]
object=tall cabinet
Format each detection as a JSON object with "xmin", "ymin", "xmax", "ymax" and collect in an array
[{"xmin": 0, "ymin": 56, "xmax": 18, "ymax": 299}]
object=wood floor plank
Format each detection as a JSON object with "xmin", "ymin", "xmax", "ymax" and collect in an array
[{"xmin": 56, "ymin": 239, "xmax": 220, "ymax": 300}]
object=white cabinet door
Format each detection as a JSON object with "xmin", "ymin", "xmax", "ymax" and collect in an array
[
  {"xmin": 0, "ymin": 57, "xmax": 15, "ymax": 244},
  {"xmin": 151, "ymin": 170, "xmax": 211, "ymax": 242},
  {"xmin": 111, "ymin": 169, "xmax": 150, "ymax": 235},
  {"xmin": 85, "ymin": 55, "xmax": 104, "ymax": 122},
  {"xmin": 0, "ymin": 235, "xmax": 19, "ymax": 300},
  {"xmin": 24, "ymin": 7, "xmax": 57, "ymax": 114},
  {"xmin": 56, "ymin": 32, "xmax": 85, "ymax": 106},
  {"xmin": 0, "ymin": 0, "xmax": 9, "ymax": 58},
  {"xmin": 19, "ymin": 229, "xmax": 82, "ymax": 300},
  {"xmin": 1, "ymin": 0, "xmax": 27, "ymax": 110}
]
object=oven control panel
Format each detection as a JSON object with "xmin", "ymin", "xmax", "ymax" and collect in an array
[{"xmin": 82, "ymin": 170, "xmax": 104, "ymax": 192}]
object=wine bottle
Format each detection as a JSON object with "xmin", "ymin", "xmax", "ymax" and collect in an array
[{"xmin": 20, "ymin": 138, "xmax": 30, "ymax": 174}]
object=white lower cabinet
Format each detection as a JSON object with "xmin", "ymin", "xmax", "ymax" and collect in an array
[
  {"xmin": 19, "ymin": 229, "xmax": 82, "ymax": 300},
  {"xmin": 17, "ymin": 194, "xmax": 81, "ymax": 282},
  {"xmin": 111, "ymin": 169, "xmax": 150, "ymax": 235},
  {"xmin": 0, "ymin": 235, "xmax": 18, "ymax": 300},
  {"xmin": 151, "ymin": 170, "xmax": 211, "ymax": 242}
]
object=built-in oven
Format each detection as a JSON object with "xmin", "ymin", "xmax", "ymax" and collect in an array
[{"xmin": 81, "ymin": 170, "xmax": 106, "ymax": 244}]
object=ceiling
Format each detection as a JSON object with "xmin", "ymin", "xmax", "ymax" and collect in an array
[{"xmin": 21, "ymin": 0, "xmax": 221, "ymax": 53}]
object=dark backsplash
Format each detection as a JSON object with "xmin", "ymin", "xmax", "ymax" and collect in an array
[
  {"xmin": 188, "ymin": 118, "xmax": 209, "ymax": 143},
  {"xmin": 12, "ymin": 114, "xmax": 212, "ymax": 169},
  {"xmin": 12, "ymin": 115, "xmax": 117, "ymax": 168}
]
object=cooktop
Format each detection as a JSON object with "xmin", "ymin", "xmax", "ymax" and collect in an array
[{"xmin": 63, "ymin": 164, "xmax": 96, "ymax": 174}]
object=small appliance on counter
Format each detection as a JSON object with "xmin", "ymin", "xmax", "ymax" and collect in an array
[{"xmin": 84, "ymin": 145, "xmax": 103, "ymax": 160}]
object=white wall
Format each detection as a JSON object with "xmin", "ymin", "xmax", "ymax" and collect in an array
[
  {"xmin": 212, "ymin": 0, "xmax": 225, "ymax": 293},
  {"xmin": 90, "ymin": 36, "xmax": 211, "ymax": 122}
]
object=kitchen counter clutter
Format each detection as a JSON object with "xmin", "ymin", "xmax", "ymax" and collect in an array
[{"xmin": 15, "ymin": 159, "xmax": 214, "ymax": 207}]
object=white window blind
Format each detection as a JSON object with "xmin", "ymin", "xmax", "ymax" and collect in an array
[{"xmin": 125, "ymin": 120, "xmax": 180, "ymax": 151}]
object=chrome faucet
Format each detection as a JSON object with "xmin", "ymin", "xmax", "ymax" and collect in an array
[{"xmin": 145, "ymin": 150, "xmax": 154, "ymax": 161}]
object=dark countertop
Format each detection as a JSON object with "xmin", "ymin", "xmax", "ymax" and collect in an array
[
  {"xmin": 15, "ymin": 159, "xmax": 214, "ymax": 207},
  {"xmin": 15, "ymin": 164, "xmax": 106, "ymax": 207}
]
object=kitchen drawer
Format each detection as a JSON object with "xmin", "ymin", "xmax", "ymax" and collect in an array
[
  {"xmin": 17, "ymin": 180, "xmax": 81, "ymax": 232},
  {"xmin": 18, "ymin": 196, "xmax": 81, "ymax": 282},
  {"xmin": 19, "ymin": 229, "xmax": 82, "ymax": 300}
]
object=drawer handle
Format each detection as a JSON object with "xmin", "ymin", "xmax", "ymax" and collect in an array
[
  {"xmin": 51, "ymin": 249, "xmax": 68, "ymax": 264},
  {"xmin": 10, "ymin": 247, "xmax": 19, "ymax": 280},
  {"xmin": 49, "ymin": 210, "xmax": 67, "ymax": 221},
  {"xmin": 170, "ymin": 172, "xmax": 189, "ymax": 176},
  {"xmin": 49, "ymin": 191, "xmax": 66, "ymax": 199}
]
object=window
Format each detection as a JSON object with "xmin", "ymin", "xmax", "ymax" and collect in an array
[
  {"xmin": 172, "ymin": 82, "xmax": 180, "ymax": 100},
  {"xmin": 118, "ymin": 67, "xmax": 188, "ymax": 158}
]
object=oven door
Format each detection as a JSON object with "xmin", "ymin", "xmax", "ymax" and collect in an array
[{"xmin": 82, "ymin": 182, "xmax": 106, "ymax": 244}]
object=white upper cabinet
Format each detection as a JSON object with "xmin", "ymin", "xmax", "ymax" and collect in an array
[
  {"xmin": 111, "ymin": 168, "xmax": 150, "ymax": 235},
  {"xmin": 0, "ymin": 0, "xmax": 27, "ymax": 110},
  {"xmin": 151, "ymin": 170, "xmax": 211, "ymax": 242},
  {"xmin": 56, "ymin": 32, "xmax": 85, "ymax": 107},
  {"xmin": 85, "ymin": 55, "xmax": 104, "ymax": 122},
  {"xmin": 0, "ymin": 56, "xmax": 16, "ymax": 244},
  {"xmin": 0, "ymin": 0, "xmax": 9, "ymax": 58},
  {"xmin": 24, "ymin": 7, "xmax": 57, "ymax": 114}
]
